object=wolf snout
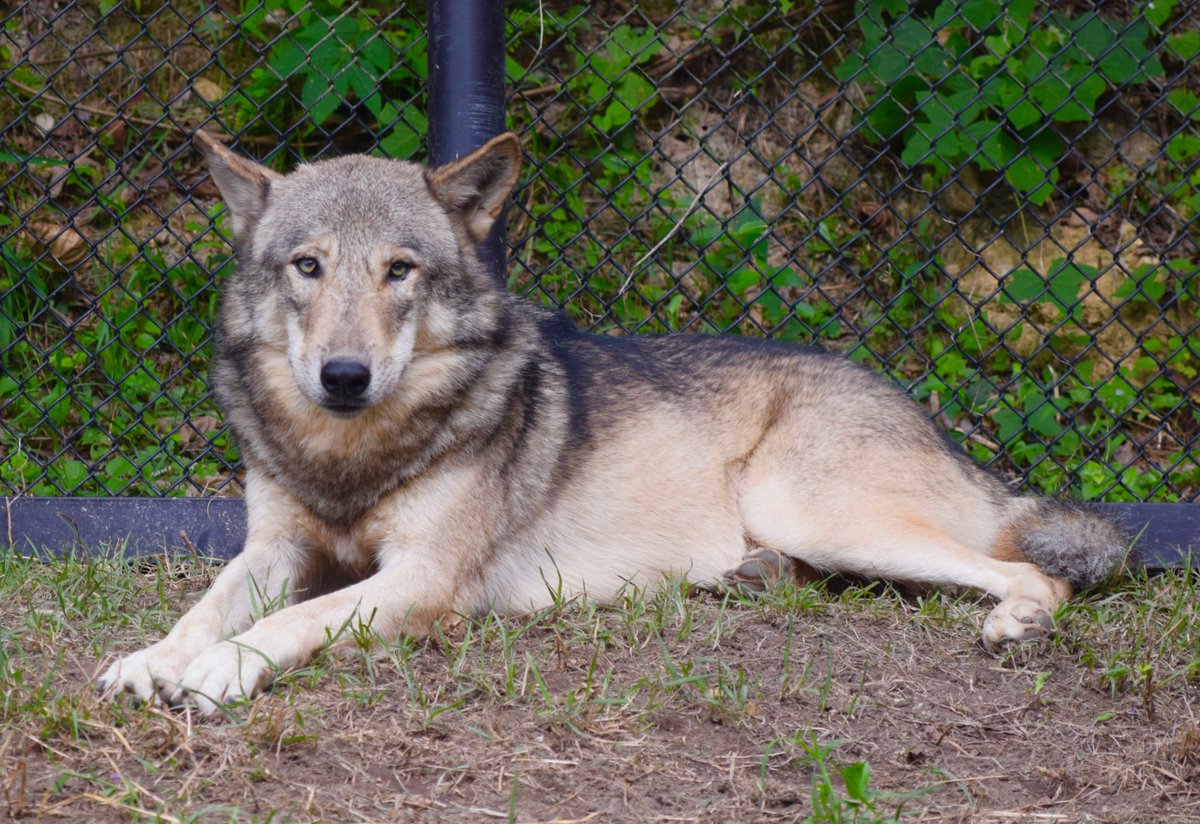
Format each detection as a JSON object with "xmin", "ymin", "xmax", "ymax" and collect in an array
[{"xmin": 320, "ymin": 358, "xmax": 371, "ymax": 402}]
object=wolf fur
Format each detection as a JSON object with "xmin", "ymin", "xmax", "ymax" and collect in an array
[{"xmin": 98, "ymin": 132, "xmax": 1128, "ymax": 715}]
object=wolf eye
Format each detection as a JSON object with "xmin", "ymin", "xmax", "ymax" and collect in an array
[
  {"xmin": 388, "ymin": 261, "xmax": 412, "ymax": 282},
  {"xmin": 294, "ymin": 257, "xmax": 320, "ymax": 277}
]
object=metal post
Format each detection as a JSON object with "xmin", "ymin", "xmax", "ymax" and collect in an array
[{"xmin": 427, "ymin": 0, "xmax": 509, "ymax": 282}]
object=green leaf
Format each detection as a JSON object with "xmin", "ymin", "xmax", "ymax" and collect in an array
[
  {"xmin": 913, "ymin": 44, "xmax": 953, "ymax": 77},
  {"xmin": 1028, "ymin": 130, "xmax": 1065, "ymax": 168},
  {"xmin": 982, "ymin": 75, "xmax": 1041, "ymax": 130},
  {"xmin": 268, "ymin": 38, "xmax": 307, "ymax": 79},
  {"xmin": 1044, "ymin": 259, "xmax": 1092, "ymax": 311},
  {"xmin": 1167, "ymin": 133, "xmax": 1200, "ymax": 162},
  {"xmin": 993, "ymin": 405, "xmax": 1024, "ymax": 443},
  {"xmin": 732, "ymin": 217, "xmax": 768, "ymax": 250},
  {"xmin": 1004, "ymin": 98, "xmax": 1042, "ymax": 131},
  {"xmin": 727, "ymin": 268, "xmax": 760, "ymax": 295},
  {"xmin": 915, "ymin": 90, "xmax": 956, "ymax": 134},
  {"xmin": 362, "ymin": 36, "xmax": 393, "ymax": 71},
  {"xmin": 377, "ymin": 109, "xmax": 426, "ymax": 159},
  {"xmin": 1168, "ymin": 30, "xmax": 1200, "ymax": 61},
  {"xmin": 358, "ymin": 89, "xmax": 384, "ymax": 121},
  {"xmin": 0, "ymin": 151, "xmax": 68, "ymax": 166},
  {"xmin": 104, "ymin": 456, "xmax": 136, "ymax": 482},
  {"xmin": 506, "ymin": 55, "xmax": 528, "ymax": 84},
  {"xmin": 1099, "ymin": 49, "xmax": 1141, "ymax": 85},
  {"xmin": 610, "ymin": 24, "xmax": 662, "ymax": 64},
  {"xmin": 613, "ymin": 73, "xmax": 653, "ymax": 117},
  {"xmin": 1097, "ymin": 374, "xmax": 1137, "ymax": 414},
  {"xmin": 1005, "ymin": 145, "xmax": 1059, "ymax": 205},
  {"xmin": 867, "ymin": 43, "xmax": 909, "ymax": 81},
  {"xmin": 1031, "ymin": 75, "xmax": 1075, "ymax": 120},
  {"xmin": 302, "ymin": 71, "xmax": 340, "ymax": 125},
  {"xmin": 1140, "ymin": 0, "xmax": 1178, "ymax": 29},
  {"xmin": 934, "ymin": 131, "xmax": 963, "ymax": 164},
  {"xmin": 1074, "ymin": 15, "xmax": 1116, "ymax": 60},
  {"xmin": 842, "ymin": 762, "xmax": 871, "ymax": 803},
  {"xmin": 1004, "ymin": 153, "xmax": 1045, "ymax": 193},
  {"xmin": 929, "ymin": 0, "xmax": 960, "ymax": 31},
  {"xmin": 331, "ymin": 15, "xmax": 362, "ymax": 44},
  {"xmin": 689, "ymin": 223, "xmax": 722, "ymax": 247},
  {"xmin": 984, "ymin": 30, "xmax": 1014, "ymax": 59},
  {"xmin": 351, "ymin": 63, "xmax": 380, "ymax": 97},
  {"xmin": 60, "ymin": 459, "xmax": 88, "ymax": 490},
  {"xmin": 773, "ymin": 267, "xmax": 804, "ymax": 288},
  {"xmin": 1069, "ymin": 73, "xmax": 1107, "ymax": 119},
  {"xmin": 1000, "ymin": 267, "xmax": 1044, "ymax": 303},
  {"xmin": 834, "ymin": 52, "xmax": 865, "ymax": 82},
  {"xmin": 310, "ymin": 37, "xmax": 343, "ymax": 73},
  {"xmin": 1005, "ymin": 0, "xmax": 1038, "ymax": 31},
  {"xmin": 1113, "ymin": 264, "xmax": 1167, "ymax": 302},
  {"xmin": 1027, "ymin": 399, "xmax": 1064, "ymax": 438},
  {"xmin": 1168, "ymin": 89, "xmax": 1200, "ymax": 121},
  {"xmin": 864, "ymin": 98, "xmax": 909, "ymax": 143},
  {"xmin": 968, "ymin": 54, "xmax": 1001, "ymax": 80},
  {"xmin": 973, "ymin": 122, "xmax": 1012, "ymax": 171},
  {"xmin": 892, "ymin": 18, "xmax": 933, "ymax": 59},
  {"xmin": 962, "ymin": 0, "xmax": 1002, "ymax": 31}
]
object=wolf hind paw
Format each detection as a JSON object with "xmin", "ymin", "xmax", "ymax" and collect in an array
[{"xmin": 722, "ymin": 548, "xmax": 823, "ymax": 595}]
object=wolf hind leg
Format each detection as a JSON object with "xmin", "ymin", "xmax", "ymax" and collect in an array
[{"xmin": 738, "ymin": 484, "xmax": 1070, "ymax": 652}]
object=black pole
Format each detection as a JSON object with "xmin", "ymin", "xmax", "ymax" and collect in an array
[{"xmin": 427, "ymin": 0, "xmax": 508, "ymax": 283}]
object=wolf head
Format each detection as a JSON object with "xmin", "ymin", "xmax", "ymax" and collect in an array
[{"xmin": 195, "ymin": 131, "xmax": 521, "ymax": 415}]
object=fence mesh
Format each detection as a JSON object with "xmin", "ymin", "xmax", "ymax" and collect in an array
[{"xmin": 2, "ymin": 0, "xmax": 1198, "ymax": 502}]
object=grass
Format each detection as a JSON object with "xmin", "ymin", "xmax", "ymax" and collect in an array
[{"xmin": 3, "ymin": 550, "xmax": 1200, "ymax": 821}]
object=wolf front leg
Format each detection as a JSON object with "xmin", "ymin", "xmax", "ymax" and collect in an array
[
  {"xmin": 98, "ymin": 474, "xmax": 311, "ymax": 706},
  {"xmin": 171, "ymin": 549, "xmax": 458, "ymax": 716}
]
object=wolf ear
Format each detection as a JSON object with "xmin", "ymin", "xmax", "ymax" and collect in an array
[
  {"xmin": 193, "ymin": 131, "xmax": 282, "ymax": 239},
  {"xmin": 425, "ymin": 133, "xmax": 521, "ymax": 244}
]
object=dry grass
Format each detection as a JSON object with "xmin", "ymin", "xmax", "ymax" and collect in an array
[{"xmin": 2, "ymin": 551, "xmax": 1200, "ymax": 822}]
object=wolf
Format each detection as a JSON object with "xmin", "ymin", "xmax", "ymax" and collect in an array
[{"xmin": 98, "ymin": 131, "xmax": 1128, "ymax": 715}]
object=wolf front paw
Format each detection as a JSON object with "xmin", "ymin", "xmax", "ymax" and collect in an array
[
  {"xmin": 981, "ymin": 597, "xmax": 1056, "ymax": 654},
  {"xmin": 97, "ymin": 639, "xmax": 198, "ymax": 706},
  {"xmin": 175, "ymin": 640, "xmax": 277, "ymax": 716}
]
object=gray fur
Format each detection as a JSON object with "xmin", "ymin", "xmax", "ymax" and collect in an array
[{"xmin": 1015, "ymin": 502, "xmax": 1130, "ymax": 590}]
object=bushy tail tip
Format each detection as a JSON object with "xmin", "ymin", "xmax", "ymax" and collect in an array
[{"xmin": 1015, "ymin": 502, "xmax": 1130, "ymax": 591}]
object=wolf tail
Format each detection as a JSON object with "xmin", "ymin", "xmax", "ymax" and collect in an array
[{"xmin": 1009, "ymin": 501, "xmax": 1130, "ymax": 591}]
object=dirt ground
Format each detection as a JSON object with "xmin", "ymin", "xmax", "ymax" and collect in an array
[{"xmin": 2, "ymin": 556, "xmax": 1199, "ymax": 823}]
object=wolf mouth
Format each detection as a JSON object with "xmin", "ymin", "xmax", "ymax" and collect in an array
[{"xmin": 320, "ymin": 402, "xmax": 367, "ymax": 417}]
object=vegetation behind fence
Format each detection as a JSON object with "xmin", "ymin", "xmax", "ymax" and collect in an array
[{"xmin": 1, "ymin": 0, "xmax": 1197, "ymax": 502}]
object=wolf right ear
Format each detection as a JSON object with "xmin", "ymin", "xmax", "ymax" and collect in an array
[
  {"xmin": 425, "ymin": 133, "xmax": 522, "ymax": 244},
  {"xmin": 194, "ymin": 131, "xmax": 282, "ymax": 239}
]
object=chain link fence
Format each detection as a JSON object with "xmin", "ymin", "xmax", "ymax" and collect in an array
[{"xmin": 2, "ymin": 0, "xmax": 1198, "ymax": 503}]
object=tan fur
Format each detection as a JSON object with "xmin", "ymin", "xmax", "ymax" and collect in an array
[
  {"xmin": 97, "ymin": 133, "xmax": 1126, "ymax": 716},
  {"xmin": 989, "ymin": 524, "xmax": 1029, "ymax": 563}
]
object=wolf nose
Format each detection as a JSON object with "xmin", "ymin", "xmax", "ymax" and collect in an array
[{"xmin": 320, "ymin": 359, "xmax": 371, "ymax": 400}]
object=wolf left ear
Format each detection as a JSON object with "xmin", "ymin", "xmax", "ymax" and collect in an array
[
  {"xmin": 425, "ymin": 133, "xmax": 522, "ymax": 244},
  {"xmin": 194, "ymin": 131, "xmax": 282, "ymax": 239}
]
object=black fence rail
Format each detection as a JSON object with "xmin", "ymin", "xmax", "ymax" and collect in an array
[{"xmin": 2, "ymin": 0, "xmax": 1198, "ymax": 506}]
